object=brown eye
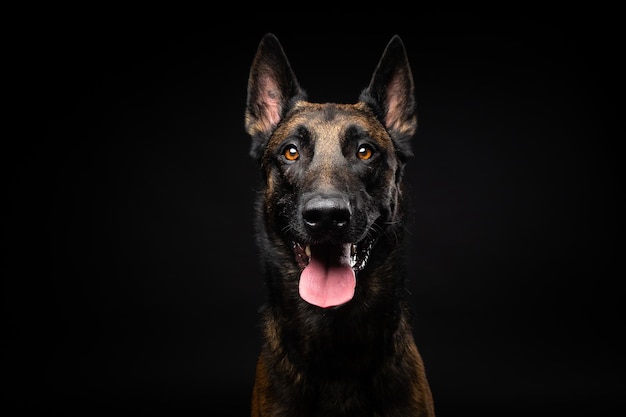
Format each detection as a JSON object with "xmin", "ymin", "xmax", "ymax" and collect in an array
[
  {"xmin": 283, "ymin": 144, "xmax": 300, "ymax": 161},
  {"xmin": 357, "ymin": 144, "xmax": 374, "ymax": 160}
]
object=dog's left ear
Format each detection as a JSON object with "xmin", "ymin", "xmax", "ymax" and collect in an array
[{"xmin": 359, "ymin": 35, "xmax": 416, "ymax": 161}]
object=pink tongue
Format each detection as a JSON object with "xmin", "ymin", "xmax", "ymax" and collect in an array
[{"xmin": 298, "ymin": 244, "xmax": 356, "ymax": 308}]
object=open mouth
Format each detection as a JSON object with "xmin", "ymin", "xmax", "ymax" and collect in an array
[{"xmin": 292, "ymin": 236, "xmax": 376, "ymax": 309}]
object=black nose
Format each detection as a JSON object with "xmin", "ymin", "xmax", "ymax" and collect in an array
[{"xmin": 302, "ymin": 195, "xmax": 351, "ymax": 233}]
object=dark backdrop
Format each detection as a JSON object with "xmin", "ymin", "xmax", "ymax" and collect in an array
[{"xmin": 4, "ymin": 12, "xmax": 621, "ymax": 417}]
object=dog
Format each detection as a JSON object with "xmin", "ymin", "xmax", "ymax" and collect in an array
[{"xmin": 244, "ymin": 33, "xmax": 435, "ymax": 417}]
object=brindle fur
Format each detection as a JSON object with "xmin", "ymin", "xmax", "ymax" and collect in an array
[{"xmin": 245, "ymin": 33, "xmax": 435, "ymax": 417}]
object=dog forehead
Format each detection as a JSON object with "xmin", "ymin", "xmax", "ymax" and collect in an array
[{"xmin": 269, "ymin": 102, "xmax": 392, "ymax": 149}]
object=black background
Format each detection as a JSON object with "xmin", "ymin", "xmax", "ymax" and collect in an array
[{"xmin": 4, "ymin": 11, "xmax": 621, "ymax": 416}]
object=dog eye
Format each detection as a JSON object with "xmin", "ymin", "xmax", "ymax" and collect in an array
[
  {"xmin": 357, "ymin": 144, "xmax": 374, "ymax": 160},
  {"xmin": 283, "ymin": 144, "xmax": 300, "ymax": 161}
]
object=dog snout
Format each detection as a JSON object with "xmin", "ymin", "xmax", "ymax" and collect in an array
[{"xmin": 302, "ymin": 194, "xmax": 351, "ymax": 235}]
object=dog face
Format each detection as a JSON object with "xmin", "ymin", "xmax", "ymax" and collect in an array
[{"xmin": 245, "ymin": 34, "xmax": 417, "ymax": 309}]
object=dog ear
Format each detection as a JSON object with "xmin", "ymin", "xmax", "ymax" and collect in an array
[
  {"xmin": 245, "ymin": 33, "xmax": 307, "ymax": 159},
  {"xmin": 359, "ymin": 35, "xmax": 416, "ymax": 161}
]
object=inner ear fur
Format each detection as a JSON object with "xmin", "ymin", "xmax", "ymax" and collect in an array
[
  {"xmin": 245, "ymin": 33, "xmax": 307, "ymax": 159},
  {"xmin": 359, "ymin": 35, "xmax": 417, "ymax": 161}
]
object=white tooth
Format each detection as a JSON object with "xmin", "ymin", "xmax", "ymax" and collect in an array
[
  {"xmin": 350, "ymin": 244, "xmax": 357, "ymax": 268},
  {"xmin": 305, "ymin": 245, "xmax": 311, "ymax": 258}
]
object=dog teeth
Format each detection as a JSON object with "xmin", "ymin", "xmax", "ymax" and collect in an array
[
  {"xmin": 350, "ymin": 244, "xmax": 357, "ymax": 268},
  {"xmin": 295, "ymin": 241, "xmax": 372, "ymax": 270}
]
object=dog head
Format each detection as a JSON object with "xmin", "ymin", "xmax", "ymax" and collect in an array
[{"xmin": 245, "ymin": 34, "xmax": 417, "ymax": 309}]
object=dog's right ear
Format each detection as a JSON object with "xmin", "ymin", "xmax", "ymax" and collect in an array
[{"xmin": 245, "ymin": 33, "xmax": 307, "ymax": 159}]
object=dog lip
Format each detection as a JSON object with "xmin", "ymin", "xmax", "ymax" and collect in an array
[{"xmin": 293, "ymin": 242, "xmax": 310, "ymax": 270}]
